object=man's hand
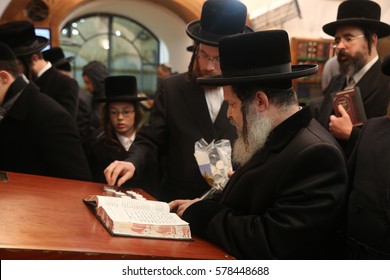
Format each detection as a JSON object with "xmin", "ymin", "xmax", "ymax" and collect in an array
[
  {"xmin": 104, "ymin": 161, "xmax": 136, "ymax": 187},
  {"xmin": 329, "ymin": 104, "xmax": 353, "ymax": 140},
  {"xmin": 169, "ymin": 198, "xmax": 201, "ymax": 217}
]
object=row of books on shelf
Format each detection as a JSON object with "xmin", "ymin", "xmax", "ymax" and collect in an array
[{"xmin": 296, "ymin": 41, "xmax": 332, "ymax": 60}]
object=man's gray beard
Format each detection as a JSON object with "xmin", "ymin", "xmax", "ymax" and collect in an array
[
  {"xmin": 339, "ymin": 51, "xmax": 366, "ymax": 77},
  {"xmin": 233, "ymin": 105, "xmax": 273, "ymax": 166}
]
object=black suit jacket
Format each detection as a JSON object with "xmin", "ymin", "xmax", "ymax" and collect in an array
[
  {"xmin": 35, "ymin": 66, "xmax": 79, "ymax": 119},
  {"xmin": 85, "ymin": 134, "xmax": 160, "ymax": 196},
  {"xmin": 347, "ymin": 116, "xmax": 390, "ymax": 259},
  {"xmin": 317, "ymin": 60, "xmax": 390, "ymax": 155},
  {"xmin": 127, "ymin": 73, "xmax": 237, "ymax": 201},
  {"xmin": 183, "ymin": 107, "xmax": 348, "ymax": 259},
  {"xmin": 0, "ymin": 77, "xmax": 91, "ymax": 181}
]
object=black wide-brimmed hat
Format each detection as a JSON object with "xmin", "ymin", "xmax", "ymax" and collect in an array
[
  {"xmin": 96, "ymin": 76, "xmax": 149, "ymax": 103},
  {"xmin": 382, "ymin": 55, "xmax": 390, "ymax": 76},
  {"xmin": 198, "ymin": 30, "xmax": 318, "ymax": 86},
  {"xmin": 323, "ymin": 0, "xmax": 390, "ymax": 38},
  {"xmin": 186, "ymin": 0, "xmax": 253, "ymax": 46},
  {"xmin": 0, "ymin": 20, "xmax": 49, "ymax": 56},
  {"xmin": 42, "ymin": 47, "xmax": 74, "ymax": 68},
  {"xmin": 0, "ymin": 42, "xmax": 17, "ymax": 61}
]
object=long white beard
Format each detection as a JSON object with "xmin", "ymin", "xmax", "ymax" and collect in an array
[{"xmin": 233, "ymin": 104, "xmax": 273, "ymax": 166}]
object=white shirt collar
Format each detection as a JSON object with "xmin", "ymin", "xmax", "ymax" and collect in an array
[
  {"xmin": 37, "ymin": 61, "xmax": 52, "ymax": 78},
  {"xmin": 204, "ymin": 87, "xmax": 224, "ymax": 123},
  {"xmin": 116, "ymin": 131, "xmax": 136, "ymax": 151}
]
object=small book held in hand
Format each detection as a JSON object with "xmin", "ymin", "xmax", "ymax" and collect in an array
[
  {"xmin": 331, "ymin": 87, "xmax": 367, "ymax": 126},
  {"xmin": 83, "ymin": 195, "xmax": 192, "ymax": 240}
]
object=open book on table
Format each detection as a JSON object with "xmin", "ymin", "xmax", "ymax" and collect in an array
[{"xmin": 83, "ymin": 195, "xmax": 192, "ymax": 240}]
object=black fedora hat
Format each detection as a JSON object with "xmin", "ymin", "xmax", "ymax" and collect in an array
[
  {"xmin": 382, "ymin": 54, "xmax": 390, "ymax": 76},
  {"xmin": 42, "ymin": 47, "xmax": 74, "ymax": 68},
  {"xmin": 0, "ymin": 42, "xmax": 17, "ymax": 61},
  {"xmin": 198, "ymin": 30, "xmax": 318, "ymax": 86},
  {"xmin": 96, "ymin": 76, "xmax": 149, "ymax": 103},
  {"xmin": 186, "ymin": 0, "xmax": 253, "ymax": 46},
  {"xmin": 0, "ymin": 20, "xmax": 49, "ymax": 56},
  {"xmin": 323, "ymin": 0, "xmax": 390, "ymax": 38}
]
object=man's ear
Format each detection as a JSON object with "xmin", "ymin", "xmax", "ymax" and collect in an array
[
  {"xmin": 0, "ymin": 70, "xmax": 9, "ymax": 84},
  {"xmin": 254, "ymin": 91, "xmax": 269, "ymax": 112}
]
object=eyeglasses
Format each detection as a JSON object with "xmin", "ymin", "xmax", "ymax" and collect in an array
[
  {"xmin": 331, "ymin": 34, "xmax": 365, "ymax": 48},
  {"xmin": 197, "ymin": 51, "xmax": 220, "ymax": 64},
  {"xmin": 109, "ymin": 109, "xmax": 135, "ymax": 117}
]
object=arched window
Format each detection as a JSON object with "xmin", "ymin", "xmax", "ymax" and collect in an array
[{"xmin": 61, "ymin": 14, "xmax": 160, "ymax": 96}]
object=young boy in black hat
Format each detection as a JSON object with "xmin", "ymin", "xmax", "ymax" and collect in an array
[
  {"xmin": 0, "ymin": 43, "xmax": 91, "ymax": 181},
  {"xmin": 0, "ymin": 20, "xmax": 79, "ymax": 119},
  {"xmin": 170, "ymin": 30, "xmax": 349, "ymax": 260},
  {"xmin": 85, "ymin": 76, "xmax": 159, "ymax": 194},
  {"xmin": 104, "ymin": 0, "xmax": 253, "ymax": 202},
  {"xmin": 316, "ymin": 0, "xmax": 390, "ymax": 156}
]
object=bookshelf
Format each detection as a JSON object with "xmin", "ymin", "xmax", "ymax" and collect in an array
[{"xmin": 290, "ymin": 37, "xmax": 334, "ymax": 104}]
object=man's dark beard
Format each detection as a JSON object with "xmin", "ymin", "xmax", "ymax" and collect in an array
[
  {"xmin": 193, "ymin": 59, "xmax": 220, "ymax": 91},
  {"xmin": 337, "ymin": 50, "xmax": 366, "ymax": 76},
  {"xmin": 232, "ymin": 104, "xmax": 272, "ymax": 166}
]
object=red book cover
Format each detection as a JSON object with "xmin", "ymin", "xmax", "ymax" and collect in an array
[{"xmin": 331, "ymin": 87, "xmax": 367, "ymax": 126}]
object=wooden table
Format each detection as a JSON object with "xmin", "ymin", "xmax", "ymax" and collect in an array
[{"xmin": 0, "ymin": 172, "xmax": 234, "ymax": 260}]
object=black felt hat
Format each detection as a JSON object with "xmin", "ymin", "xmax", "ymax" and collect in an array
[
  {"xmin": 0, "ymin": 21, "xmax": 49, "ymax": 56},
  {"xmin": 382, "ymin": 55, "xmax": 390, "ymax": 76},
  {"xmin": 96, "ymin": 76, "xmax": 149, "ymax": 103},
  {"xmin": 198, "ymin": 30, "xmax": 318, "ymax": 86},
  {"xmin": 186, "ymin": 0, "xmax": 253, "ymax": 46},
  {"xmin": 42, "ymin": 47, "xmax": 74, "ymax": 69},
  {"xmin": 0, "ymin": 42, "xmax": 17, "ymax": 61},
  {"xmin": 323, "ymin": 0, "xmax": 390, "ymax": 38}
]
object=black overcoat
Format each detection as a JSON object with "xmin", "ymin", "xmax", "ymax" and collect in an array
[
  {"xmin": 0, "ymin": 77, "xmax": 91, "ymax": 181},
  {"xmin": 347, "ymin": 116, "xmax": 390, "ymax": 259},
  {"xmin": 183, "ymin": 107, "xmax": 348, "ymax": 259}
]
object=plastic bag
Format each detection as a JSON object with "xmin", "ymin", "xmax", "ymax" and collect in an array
[{"xmin": 194, "ymin": 138, "xmax": 232, "ymax": 199}]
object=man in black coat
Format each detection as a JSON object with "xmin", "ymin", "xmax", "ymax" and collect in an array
[
  {"xmin": 345, "ymin": 55, "xmax": 390, "ymax": 259},
  {"xmin": 315, "ymin": 0, "xmax": 390, "ymax": 156},
  {"xmin": 104, "ymin": 0, "xmax": 253, "ymax": 201},
  {"xmin": 0, "ymin": 43, "xmax": 91, "ymax": 181},
  {"xmin": 0, "ymin": 21, "xmax": 78, "ymax": 119},
  {"xmin": 170, "ymin": 30, "xmax": 349, "ymax": 259}
]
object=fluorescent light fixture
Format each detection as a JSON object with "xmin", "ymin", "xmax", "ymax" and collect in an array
[{"xmin": 250, "ymin": 0, "xmax": 301, "ymax": 30}]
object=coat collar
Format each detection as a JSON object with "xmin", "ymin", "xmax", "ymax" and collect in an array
[{"xmin": 221, "ymin": 106, "xmax": 312, "ymax": 199}]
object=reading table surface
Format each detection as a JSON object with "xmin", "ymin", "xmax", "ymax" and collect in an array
[{"xmin": 0, "ymin": 172, "xmax": 234, "ymax": 260}]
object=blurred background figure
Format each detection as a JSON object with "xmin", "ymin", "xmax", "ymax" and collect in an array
[
  {"xmin": 82, "ymin": 60, "xmax": 109, "ymax": 141},
  {"xmin": 157, "ymin": 63, "xmax": 174, "ymax": 81},
  {"xmin": 321, "ymin": 55, "xmax": 340, "ymax": 91},
  {"xmin": 42, "ymin": 47, "xmax": 93, "ymax": 141}
]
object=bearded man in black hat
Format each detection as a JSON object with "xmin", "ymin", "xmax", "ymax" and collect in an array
[
  {"xmin": 104, "ymin": 0, "xmax": 253, "ymax": 202},
  {"xmin": 0, "ymin": 43, "xmax": 91, "ymax": 181},
  {"xmin": 0, "ymin": 21, "xmax": 79, "ymax": 119},
  {"xmin": 169, "ymin": 30, "xmax": 349, "ymax": 259},
  {"xmin": 316, "ymin": 0, "xmax": 390, "ymax": 157}
]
